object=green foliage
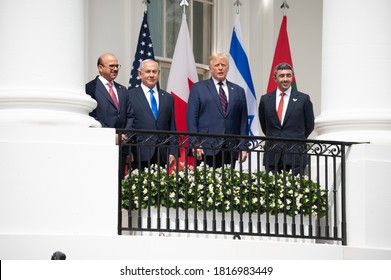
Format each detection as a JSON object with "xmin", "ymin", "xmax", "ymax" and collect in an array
[{"xmin": 122, "ymin": 164, "xmax": 328, "ymax": 217}]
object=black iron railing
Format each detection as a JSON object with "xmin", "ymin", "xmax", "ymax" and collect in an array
[{"xmin": 117, "ymin": 129, "xmax": 362, "ymax": 245}]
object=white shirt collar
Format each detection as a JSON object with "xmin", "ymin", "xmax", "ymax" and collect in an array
[
  {"xmin": 277, "ymin": 86, "xmax": 292, "ymax": 97},
  {"xmin": 141, "ymin": 83, "xmax": 157, "ymax": 94},
  {"xmin": 99, "ymin": 76, "xmax": 112, "ymax": 87},
  {"xmin": 212, "ymin": 77, "xmax": 227, "ymax": 86}
]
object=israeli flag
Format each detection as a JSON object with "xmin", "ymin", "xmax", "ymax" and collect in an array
[{"xmin": 227, "ymin": 14, "xmax": 260, "ymax": 137}]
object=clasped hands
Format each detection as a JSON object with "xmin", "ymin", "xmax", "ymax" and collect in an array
[{"xmin": 193, "ymin": 147, "xmax": 247, "ymax": 162}]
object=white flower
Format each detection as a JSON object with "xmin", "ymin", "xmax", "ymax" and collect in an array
[{"xmin": 122, "ymin": 164, "xmax": 327, "ymax": 217}]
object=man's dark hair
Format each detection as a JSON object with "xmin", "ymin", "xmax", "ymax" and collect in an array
[{"xmin": 273, "ymin": 62, "xmax": 293, "ymax": 77}]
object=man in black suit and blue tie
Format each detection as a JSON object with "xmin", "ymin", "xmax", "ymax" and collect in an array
[
  {"xmin": 258, "ymin": 63, "xmax": 315, "ymax": 175},
  {"xmin": 128, "ymin": 59, "xmax": 177, "ymax": 170},
  {"xmin": 186, "ymin": 53, "xmax": 248, "ymax": 168},
  {"xmin": 85, "ymin": 53, "xmax": 132, "ymax": 178}
]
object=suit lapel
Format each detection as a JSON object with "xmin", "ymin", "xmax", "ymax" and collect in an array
[
  {"xmin": 96, "ymin": 79, "xmax": 118, "ymax": 110},
  {"xmin": 208, "ymin": 78, "xmax": 226, "ymax": 117},
  {"xmin": 156, "ymin": 90, "xmax": 168, "ymax": 120},
  {"xmin": 114, "ymin": 82, "xmax": 127, "ymax": 113},
  {"xmin": 283, "ymin": 90, "xmax": 299, "ymax": 125},
  {"xmin": 267, "ymin": 91, "xmax": 280, "ymax": 123},
  {"xmin": 134, "ymin": 87, "xmax": 156, "ymax": 119},
  {"xmin": 226, "ymin": 81, "xmax": 235, "ymax": 116}
]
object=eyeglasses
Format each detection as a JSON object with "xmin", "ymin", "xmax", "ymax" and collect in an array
[{"xmin": 101, "ymin": 64, "xmax": 121, "ymax": 70}]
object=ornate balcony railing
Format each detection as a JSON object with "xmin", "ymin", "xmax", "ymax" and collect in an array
[{"xmin": 117, "ymin": 129, "xmax": 362, "ymax": 245}]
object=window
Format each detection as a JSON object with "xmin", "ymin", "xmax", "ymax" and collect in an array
[{"xmin": 148, "ymin": 0, "xmax": 214, "ymax": 89}]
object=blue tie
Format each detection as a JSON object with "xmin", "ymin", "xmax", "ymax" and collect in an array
[{"xmin": 149, "ymin": 89, "xmax": 158, "ymax": 119}]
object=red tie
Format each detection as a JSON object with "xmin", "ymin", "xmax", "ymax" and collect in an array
[
  {"xmin": 277, "ymin": 92, "xmax": 285, "ymax": 123},
  {"xmin": 107, "ymin": 82, "xmax": 119, "ymax": 109}
]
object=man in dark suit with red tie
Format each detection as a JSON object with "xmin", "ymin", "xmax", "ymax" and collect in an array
[
  {"xmin": 186, "ymin": 53, "xmax": 248, "ymax": 168},
  {"xmin": 127, "ymin": 59, "xmax": 177, "ymax": 169},
  {"xmin": 85, "ymin": 53, "xmax": 132, "ymax": 178},
  {"xmin": 258, "ymin": 63, "xmax": 314, "ymax": 175}
]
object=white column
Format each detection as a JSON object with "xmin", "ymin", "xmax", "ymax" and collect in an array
[
  {"xmin": 0, "ymin": 0, "xmax": 118, "ymax": 237},
  {"xmin": 0, "ymin": 0, "xmax": 99, "ymax": 127},
  {"xmin": 316, "ymin": 0, "xmax": 391, "ymax": 145},
  {"xmin": 318, "ymin": 0, "xmax": 391, "ymax": 250}
]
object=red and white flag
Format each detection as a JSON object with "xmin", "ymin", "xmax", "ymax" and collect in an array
[{"xmin": 166, "ymin": 12, "xmax": 198, "ymax": 167}]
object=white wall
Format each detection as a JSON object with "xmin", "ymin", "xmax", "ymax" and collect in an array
[
  {"xmin": 346, "ymin": 144, "xmax": 391, "ymax": 249},
  {"xmin": 0, "ymin": 127, "xmax": 119, "ymax": 236},
  {"xmin": 2, "ymin": 0, "xmax": 391, "ymax": 261},
  {"xmin": 85, "ymin": 0, "xmax": 136, "ymax": 86}
]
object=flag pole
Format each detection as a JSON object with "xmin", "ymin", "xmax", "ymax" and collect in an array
[
  {"xmin": 128, "ymin": 1, "xmax": 156, "ymax": 89},
  {"xmin": 281, "ymin": 0, "xmax": 289, "ymax": 16},
  {"xmin": 266, "ymin": 0, "xmax": 296, "ymax": 93},
  {"xmin": 233, "ymin": 0, "xmax": 242, "ymax": 14},
  {"xmin": 180, "ymin": 0, "xmax": 189, "ymax": 14},
  {"xmin": 142, "ymin": 0, "xmax": 150, "ymax": 12}
]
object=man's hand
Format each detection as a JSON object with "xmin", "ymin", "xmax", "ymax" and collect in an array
[
  {"xmin": 115, "ymin": 133, "xmax": 128, "ymax": 145},
  {"xmin": 239, "ymin": 151, "xmax": 247, "ymax": 163},
  {"xmin": 193, "ymin": 148, "xmax": 204, "ymax": 160},
  {"xmin": 168, "ymin": 154, "xmax": 176, "ymax": 167}
]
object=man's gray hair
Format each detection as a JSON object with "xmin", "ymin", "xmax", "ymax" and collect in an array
[
  {"xmin": 208, "ymin": 53, "xmax": 230, "ymax": 65},
  {"xmin": 138, "ymin": 59, "xmax": 160, "ymax": 71}
]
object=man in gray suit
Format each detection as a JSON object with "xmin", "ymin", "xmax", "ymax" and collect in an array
[
  {"xmin": 128, "ymin": 59, "xmax": 177, "ymax": 169},
  {"xmin": 258, "ymin": 62, "xmax": 314, "ymax": 175},
  {"xmin": 187, "ymin": 53, "xmax": 248, "ymax": 168}
]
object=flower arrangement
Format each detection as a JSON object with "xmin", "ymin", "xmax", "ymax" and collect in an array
[{"xmin": 122, "ymin": 163, "xmax": 327, "ymax": 217}]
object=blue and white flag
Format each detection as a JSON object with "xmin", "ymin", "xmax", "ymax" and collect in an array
[{"xmin": 227, "ymin": 14, "xmax": 260, "ymax": 138}]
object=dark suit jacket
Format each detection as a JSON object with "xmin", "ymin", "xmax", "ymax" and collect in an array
[
  {"xmin": 258, "ymin": 89, "xmax": 314, "ymax": 167},
  {"xmin": 128, "ymin": 86, "xmax": 177, "ymax": 163},
  {"xmin": 186, "ymin": 78, "xmax": 248, "ymax": 156},
  {"xmin": 85, "ymin": 76, "xmax": 132, "ymax": 129}
]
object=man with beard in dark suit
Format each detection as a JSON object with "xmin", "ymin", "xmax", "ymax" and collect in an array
[{"xmin": 258, "ymin": 62, "xmax": 314, "ymax": 175}]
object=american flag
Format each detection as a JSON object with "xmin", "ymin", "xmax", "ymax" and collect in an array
[{"xmin": 128, "ymin": 11, "xmax": 155, "ymax": 89}]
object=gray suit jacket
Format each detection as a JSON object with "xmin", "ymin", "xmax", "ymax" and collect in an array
[{"xmin": 128, "ymin": 86, "xmax": 177, "ymax": 162}]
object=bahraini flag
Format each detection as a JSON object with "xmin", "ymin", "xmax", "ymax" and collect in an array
[{"xmin": 166, "ymin": 12, "xmax": 198, "ymax": 167}]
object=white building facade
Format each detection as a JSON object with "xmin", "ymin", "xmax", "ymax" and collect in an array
[{"xmin": 0, "ymin": 0, "xmax": 390, "ymax": 259}]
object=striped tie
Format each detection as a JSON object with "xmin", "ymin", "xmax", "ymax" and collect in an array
[{"xmin": 218, "ymin": 82, "xmax": 228, "ymax": 116}]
